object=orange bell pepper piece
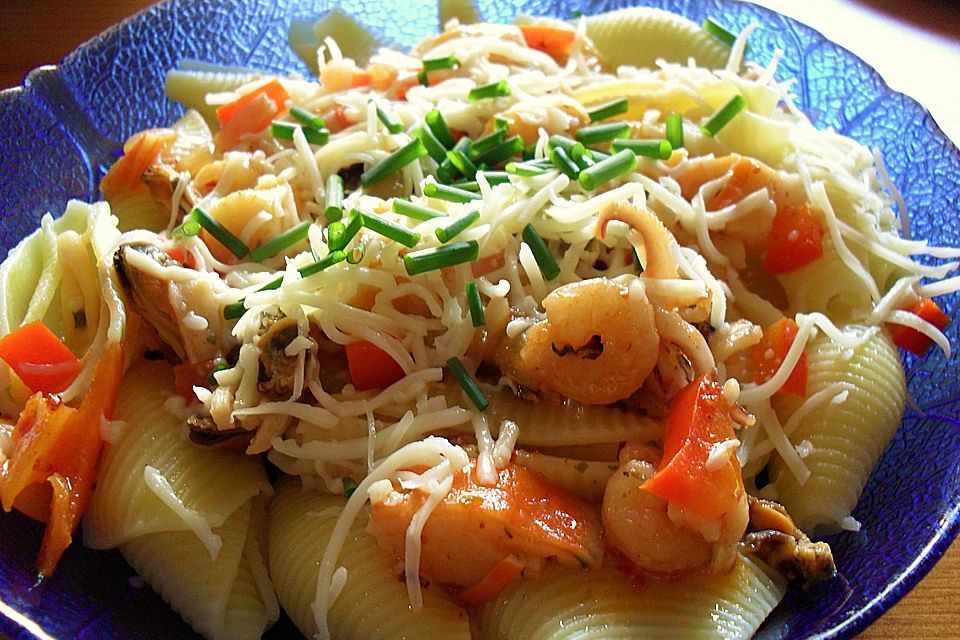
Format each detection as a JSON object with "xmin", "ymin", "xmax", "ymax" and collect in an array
[
  {"xmin": 762, "ymin": 203, "xmax": 825, "ymax": 275},
  {"xmin": 752, "ymin": 317, "xmax": 808, "ymax": 396},
  {"xmin": 888, "ymin": 298, "xmax": 950, "ymax": 356},
  {"xmin": 0, "ymin": 321, "xmax": 82, "ymax": 394},
  {"xmin": 519, "ymin": 25, "xmax": 576, "ymax": 60},
  {"xmin": 344, "ymin": 340, "xmax": 406, "ymax": 391}
]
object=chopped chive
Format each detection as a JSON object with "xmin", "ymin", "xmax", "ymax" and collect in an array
[
  {"xmin": 701, "ymin": 94, "xmax": 747, "ymax": 137},
  {"xmin": 506, "ymin": 161, "xmax": 548, "ymax": 176},
  {"xmin": 466, "ymin": 281, "xmax": 485, "ymax": 327},
  {"xmin": 325, "ymin": 174, "xmax": 344, "ymax": 222},
  {"xmin": 436, "ymin": 209, "xmax": 480, "ymax": 243},
  {"xmin": 570, "ymin": 143, "xmax": 594, "ymax": 168},
  {"xmin": 327, "ymin": 221, "xmax": 346, "ymax": 250},
  {"xmin": 171, "ymin": 219, "xmax": 201, "ymax": 239},
  {"xmin": 665, "ymin": 112, "xmax": 684, "ymax": 149},
  {"xmin": 373, "ymin": 102, "xmax": 403, "ymax": 134},
  {"xmin": 468, "ymin": 80, "xmax": 511, "ymax": 102},
  {"xmin": 494, "ymin": 116, "xmax": 509, "ymax": 131},
  {"xmin": 702, "ymin": 17, "xmax": 739, "ymax": 49},
  {"xmin": 611, "ymin": 138, "xmax": 673, "ymax": 160},
  {"xmin": 548, "ymin": 146, "xmax": 580, "ymax": 180},
  {"xmin": 574, "ymin": 152, "xmax": 595, "ymax": 170},
  {"xmin": 297, "ymin": 249, "xmax": 348, "ymax": 278},
  {"xmin": 290, "ymin": 105, "xmax": 325, "ymax": 130},
  {"xmin": 417, "ymin": 71, "xmax": 429, "ymax": 86},
  {"xmin": 223, "ymin": 250, "xmax": 348, "ymax": 319},
  {"xmin": 422, "ymin": 55, "xmax": 459, "ymax": 71},
  {"xmin": 521, "ymin": 224, "xmax": 560, "ymax": 281},
  {"xmin": 575, "ymin": 122, "xmax": 632, "ymax": 145},
  {"xmin": 472, "ymin": 136, "xmax": 523, "ymax": 166},
  {"xmin": 403, "ymin": 240, "xmax": 480, "ymax": 275},
  {"xmin": 478, "ymin": 170, "xmax": 510, "ymax": 185},
  {"xmin": 446, "ymin": 148, "xmax": 478, "ymax": 180},
  {"xmin": 423, "ymin": 182, "xmax": 481, "ymax": 203},
  {"xmin": 189, "ymin": 207, "xmax": 248, "ymax": 259},
  {"xmin": 425, "ymin": 109, "xmax": 456, "ymax": 148},
  {"xmin": 346, "ymin": 242, "xmax": 365, "ymax": 264},
  {"xmin": 446, "ymin": 356, "xmax": 488, "ymax": 411},
  {"xmin": 207, "ymin": 363, "xmax": 231, "ymax": 386},
  {"xmin": 392, "ymin": 198, "xmax": 446, "ymax": 221},
  {"xmin": 469, "ymin": 129, "xmax": 507, "ymax": 158},
  {"xmin": 355, "ymin": 209, "xmax": 421, "ymax": 248},
  {"xmin": 270, "ymin": 121, "xmax": 329, "ymax": 145},
  {"xmin": 248, "ymin": 220, "xmax": 312, "ymax": 262},
  {"xmin": 522, "ymin": 141, "xmax": 538, "ymax": 160},
  {"xmin": 548, "ymin": 135, "xmax": 582, "ymax": 156},
  {"xmin": 578, "ymin": 148, "xmax": 637, "ymax": 191},
  {"xmin": 330, "ymin": 214, "xmax": 363, "ymax": 251},
  {"xmin": 412, "ymin": 126, "xmax": 447, "ymax": 164},
  {"xmin": 437, "ymin": 137, "xmax": 471, "ymax": 183},
  {"xmin": 342, "ymin": 476, "xmax": 358, "ymax": 499},
  {"xmin": 587, "ymin": 97, "xmax": 629, "ymax": 122},
  {"xmin": 361, "ymin": 138, "xmax": 427, "ymax": 187}
]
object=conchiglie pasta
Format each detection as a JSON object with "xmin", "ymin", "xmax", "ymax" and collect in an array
[
  {"xmin": 770, "ymin": 327, "xmax": 906, "ymax": 532},
  {"xmin": 778, "ymin": 247, "xmax": 874, "ymax": 323},
  {"xmin": 584, "ymin": 8, "xmax": 730, "ymax": 70},
  {"xmin": 267, "ymin": 479, "xmax": 471, "ymax": 640},
  {"xmin": 480, "ymin": 555, "xmax": 785, "ymax": 640},
  {"xmin": 512, "ymin": 450, "xmax": 619, "ymax": 502}
]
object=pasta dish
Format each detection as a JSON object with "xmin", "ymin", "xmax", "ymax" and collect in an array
[{"xmin": 0, "ymin": 6, "xmax": 955, "ymax": 639}]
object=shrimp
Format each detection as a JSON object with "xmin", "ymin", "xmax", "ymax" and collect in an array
[
  {"xmin": 368, "ymin": 460, "xmax": 602, "ymax": 592},
  {"xmin": 603, "ymin": 459, "xmax": 747, "ymax": 574},
  {"xmin": 518, "ymin": 277, "xmax": 658, "ymax": 405},
  {"xmin": 596, "ymin": 201, "xmax": 679, "ymax": 279}
]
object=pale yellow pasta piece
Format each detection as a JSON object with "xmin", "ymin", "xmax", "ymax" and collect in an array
[
  {"xmin": 439, "ymin": 0, "xmax": 481, "ymax": 27},
  {"xmin": 512, "ymin": 450, "xmax": 618, "ymax": 502},
  {"xmin": 770, "ymin": 327, "xmax": 905, "ymax": 533},
  {"xmin": 164, "ymin": 66, "xmax": 263, "ymax": 125},
  {"xmin": 289, "ymin": 8, "xmax": 381, "ymax": 75},
  {"xmin": 778, "ymin": 246, "xmax": 874, "ymax": 323},
  {"xmin": 480, "ymin": 554, "xmax": 785, "ymax": 639},
  {"xmin": 120, "ymin": 498, "xmax": 278, "ymax": 640},
  {"xmin": 584, "ymin": 7, "xmax": 730, "ymax": 71},
  {"xmin": 267, "ymin": 479, "xmax": 471, "ymax": 640}
]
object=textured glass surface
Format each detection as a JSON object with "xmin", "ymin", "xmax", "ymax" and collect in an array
[{"xmin": 0, "ymin": 0, "xmax": 958, "ymax": 638}]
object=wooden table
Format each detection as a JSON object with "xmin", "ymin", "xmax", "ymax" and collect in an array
[{"xmin": 0, "ymin": 1, "xmax": 958, "ymax": 638}]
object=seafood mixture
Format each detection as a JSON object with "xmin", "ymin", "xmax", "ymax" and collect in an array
[{"xmin": 0, "ymin": 6, "xmax": 956, "ymax": 640}]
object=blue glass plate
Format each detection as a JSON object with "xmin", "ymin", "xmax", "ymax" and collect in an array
[{"xmin": 1, "ymin": 1, "xmax": 958, "ymax": 638}]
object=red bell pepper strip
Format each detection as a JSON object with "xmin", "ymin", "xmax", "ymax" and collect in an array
[
  {"xmin": 0, "ymin": 342, "xmax": 124, "ymax": 576},
  {"xmin": 215, "ymin": 79, "xmax": 289, "ymax": 148},
  {"xmin": 762, "ymin": 203, "xmax": 825, "ymax": 275},
  {"xmin": 642, "ymin": 376, "xmax": 744, "ymax": 521},
  {"xmin": 888, "ymin": 298, "xmax": 950, "ymax": 356},
  {"xmin": 0, "ymin": 321, "xmax": 83, "ymax": 394},
  {"xmin": 752, "ymin": 317, "xmax": 808, "ymax": 396},
  {"xmin": 519, "ymin": 25, "xmax": 576, "ymax": 60},
  {"xmin": 344, "ymin": 340, "xmax": 406, "ymax": 391}
]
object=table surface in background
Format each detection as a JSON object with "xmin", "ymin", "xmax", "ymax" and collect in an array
[{"xmin": 0, "ymin": 0, "xmax": 958, "ymax": 638}]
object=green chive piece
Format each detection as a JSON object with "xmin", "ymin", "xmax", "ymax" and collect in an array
[
  {"xmin": 423, "ymin": 182, "xmax": 481, "ymax": 203},
  {"xmin": 331, "ymin": 214, "xmax": 363, "ymax": 251},
  {"xmin": 207, "ymin": 363, "xmax": 231, "ymax": 386},
  {"xmin": 325, "ymin": 174, "xmax": 344, "ymax": 222},
  {"xmin": 355, "ymin": 209, "xmax": 421, "ymax": 248},
  {"xmin": 665, "ymin": 112, "xmax": 684, "ymax": 149},
  {"xmin": 436, "ymin": 209, "xmax": 480, "ymax": 243},
  {"xmin": 290, "ymin": 105, "xmax": 325, "ymax": 130},
  {"xmin": 417, "ymin": 71, "xmax": 429, "ymax": 86},
  {"xmin": 574, "ymin": 152, "xmax": 595, "ymax": 170},
  {"xmin": 361, "ymin": 138, "xmax": 427, "ymax": 187},
  {"xmin": 248, "ymin": 220, "xmax": 312, "ymax": 262},
  {"xmin": 223, "ymin": 249, "xmax": 348, "ymax": 319},
  {"xmin": 575, "ymin": 122, "xmax": 632, "ymax": 145},
  {"xmin": 171, "ymin": 219, "xmax": 201, "ymax": 239},
  {"xmin": 578, "ymin": 148, "xmax": 638, "ymax": 191},
  {"xmin": 702, "ymin": 17, "xmax": 739, "ymax": 49},
  {"xmin": 446, "ymin": 356, "xmax": 488, "ymax": 411},
  {"xmin": 425, "ymin": 109, "xmax": 456, "ymax": 148},
  {"xmin": 468, "ymin": 80, "xmax": 511, "ymax": 102},
  {"xmin": 392, "ymin": 199, "xmax": 446, "ymax": 221},
  {"xmin": 611, "ymin": 138, "xmax": 673, "ymax": 160},
  {"xmin": 587, "ymin": 97, "xmax": 629, "ymax": 122},
  {"xmin": 346, "ymin": 242, "xmax": 365, "ymax": 265},
  {"xmin": 701, "ymin": 94, "xmax": 747, "ymax": 137},
  {"xmin": 298, "ymin": 249, "xmax": 348, "ymax": 278},
  {"xmin": 189, "ymin": 207, "xmax": 249, "ymax": 259},
  {"xmin": 437, "ymin": 138, "xmax": 471, "ymax": 183},
  {"xmin": 342, "ymin": 476, "xmax": 358, "ymax": 499},
  {"xmin": 403, "ymin": 240, "xmax": 480, "ymax": 275},
  {"xmin": 373, "ymin": 102, "xmax": 403, "ymax": 134},
  {"xmin": 327, "ymin": 221, "xmax": 346, "ymax": 251},
  {"xmin": 549, "ymin": 146, "xmax": 580, "ymax": 180},
  {"xmin": 521, "ymin": 223, "xmax": 560, "ymax": 281},
  {"xmin": 466, "ymin": 281, "xmax": 485, "ymax": 327},
  {"xmin": 506, "ymin": 161, "xmax": 547, "ymax": 176},
  {"xmin": 469, "ymin": 129, "xmax": 507, "ymax": 158},
  {"xmin": 494, "ymin": 116, "xmax": 509, "ymax": 131},
  {"xmin": 478, "ymin": 171, "xmax": 510, "ymax": 185},
  {"xmin": 270, "ymin": 121, "xmax": 330, "ymax": 145},
  {"xmin": 548, "ymin": 135, "xmax": 583, "ymax": 156},
  {"xmin": 446, "ymin": 148, "xmax": 478, "ymax": 180},
  {"xmin": 412, "ymin": 126, "xmax": 447, "ymax": 164},
  {"xmin": 570, "ymin": 143, "xmax": 594, "ymax": 168},
  {"xmin": 472, "ymin": 136, "xmax": 523, "ymax": 167},
  {"xmin": 422, "ymin": 55, "xmax": 459, "ymax": 71}
]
